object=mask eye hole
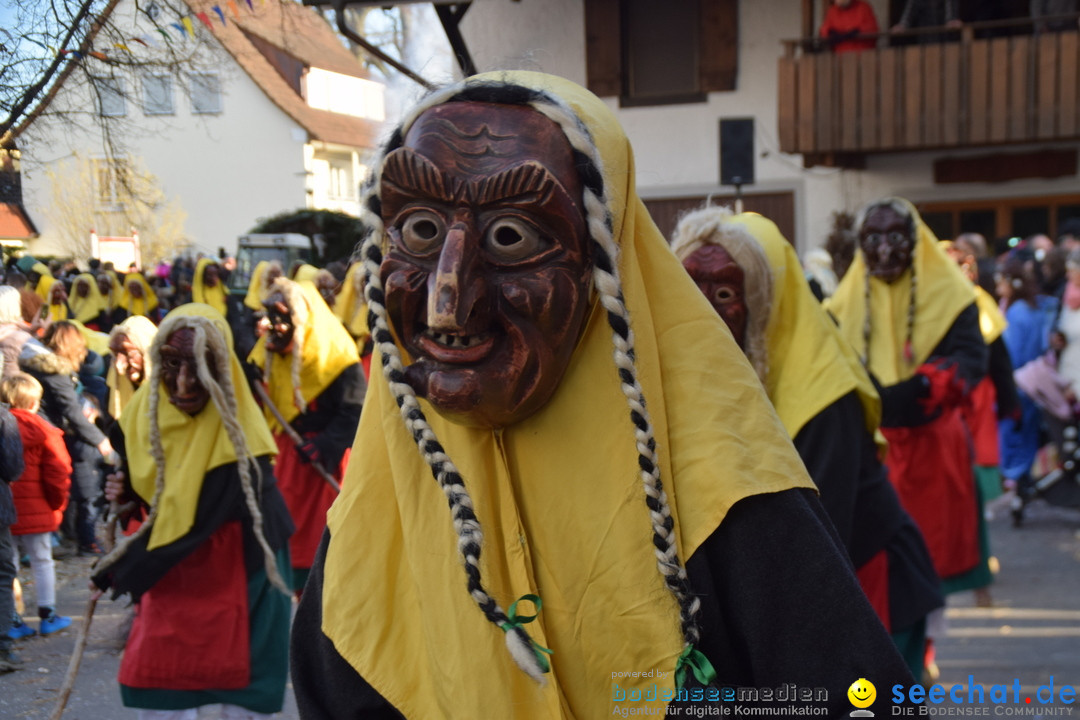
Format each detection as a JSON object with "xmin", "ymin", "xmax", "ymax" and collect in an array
[
  {"xmin": 399, "ymin": 211, "xmax": 445, "ymax": 254},
  {"xmin": 715, "ymin": 286, "xmax": 737, "ymax": 303},
  {"xmin": 485, "ymin": 218, "xmax": 544, "ymax": 262}
]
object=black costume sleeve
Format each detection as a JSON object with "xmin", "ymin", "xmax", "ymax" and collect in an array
[
  {"xmin": 880, "ymin": 303, "xmax": 988, "ymax": 428},
  {"xmin": 793, "ymin": 392, "xmax": 905, "ymax": 567},
  {"xmin": 291, "ymin": 364, "xmax": 364, "ymax": 469},
  {"xmin": 92, "ymin": 425, "xmax": 293, "ymax": 601},
  {"xmin": 988, "ymin": 336, "xmax": 1020, "ymax": 420},
  {"xmin": 291, "ymin": 488, "xmax": 915, "ymax": 719}
]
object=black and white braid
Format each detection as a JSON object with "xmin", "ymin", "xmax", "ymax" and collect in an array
[{"xmin": 357, "ymin": 80, "xmax": 702, "ymax": 680}]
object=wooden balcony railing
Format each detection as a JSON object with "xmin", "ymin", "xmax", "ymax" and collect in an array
[{"xmin": 778, "ymin": 17, "xmax": 1080, "ymax": 159}]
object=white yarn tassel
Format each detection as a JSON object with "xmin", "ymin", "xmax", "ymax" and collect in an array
[{"xmin": 504, "ymin": 628, "xmax": 549, "ymax": 686}]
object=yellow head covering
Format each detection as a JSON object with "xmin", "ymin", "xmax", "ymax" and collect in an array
[
  {"xmin": 68, "ymin": 273, "xmax": 108, "ymax": 324},
  {"xmin": 973, "ymin": 285, "xmax": 1006, "ymax": 344},
  {"xmin": 36, "ymin": 276, "xmax": 69, "ymax": 322},
  {"xmin": 332, "ymin": 261, "xmax": 370, "ymax": 344},
  {"xmin": 119, "ymin": 304, "xmax": 277, "ymax": 550},
  {"xmin": 101, "ymin": 271, "xmax": 121, "ymax": 311},
  {"xmin": 119, "ymin": 273, "xmax": 159, "ymax": 318},
  {"xmin": 67, "ymin": 318, "xmax": 110, "ymax": 357},
  {"xmin": 32, "ymin": 263, "xmax": 53, "ymax": 301},
  {"xmin": 106, "ymin": 315, "xmax": 158, "ymax": 420},
  {"xmin": 671, "ymin": 208, "xmax": 880, "ymax": 438},
  {"xmin": 825, "ymin": 198, "xmax": 975, "ymax": 386},
  {"xmin": 247, "ymin": 278, "xmax": 359, "ymax": 430},
  {"xmin": 322, "ymin": 72, "xmax": 814, "ymax": 719},
  {"xmin": 292, "ymin": 263, "xmax": 319, "ymax": 284},
  {"xmin": 243, "ymin": 261, "xmax": 271, "ymax": 311},
  {"xmin": 192, "ymin": 257, "xmax": 228, "ymax": 316}
]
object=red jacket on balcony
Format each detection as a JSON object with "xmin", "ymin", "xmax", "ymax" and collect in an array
[{"xmin": 820, "ymin": 0, "xmax": 880, "ymax": 53}]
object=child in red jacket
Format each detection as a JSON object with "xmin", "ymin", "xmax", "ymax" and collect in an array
[{"xmin": 1, "ymin": 373, "xmax": 73, "ymax": 638}]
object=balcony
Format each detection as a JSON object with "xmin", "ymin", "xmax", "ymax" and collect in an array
[{"xmin": 777, "ymin": 18, "xmax": 1080, "ymax": 164}]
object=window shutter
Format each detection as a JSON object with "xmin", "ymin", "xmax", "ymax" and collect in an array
[
  {"xmin": 700, "ymin": 0, "xmax": 738, "ymax": 92},
  {"xmin": 584, "ymin": 0, "xmax": 621, "ymax": 97}
]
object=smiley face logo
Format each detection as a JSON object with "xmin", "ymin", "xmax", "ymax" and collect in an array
[{"xmin": 848, "ymin": 678, "xmax": 876, "ymax": 709}]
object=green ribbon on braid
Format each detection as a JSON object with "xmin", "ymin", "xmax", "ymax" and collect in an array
[
  {"xmin": 499, "ymin": 594, "xmax": 554, "ymax": 673},
  {"xmin": 675, "ymin": 644, "xmax": 717, "ymax": 689}
]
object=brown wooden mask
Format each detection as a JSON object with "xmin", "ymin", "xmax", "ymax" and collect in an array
[
  {"xmin": 682, "ymin": 245, "xmax": 748, "ymax": 350},
  {"xmin": 160, "ymin": 328, "xmax": 210, "ymax": 416},
  {"xmin": 379, "ymin": 102, "xmax": 594, "ymax": 428},
  {"xmin": 860, "ymin": 206, "xmax": 915, "ymax": 284}
]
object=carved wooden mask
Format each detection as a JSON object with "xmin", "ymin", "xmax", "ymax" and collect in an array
[{"xmin": 379, "ymin": 102, "xmax": 594, "ymax": 428}]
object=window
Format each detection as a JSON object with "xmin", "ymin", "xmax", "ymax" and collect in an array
[
  {"xmin": 585, "ymin": 0, "xmax": 737, "ymax": 106},
  {"xmin": 94, "ymin": 77, "xmax": 126, "ymax": 117},
  {"xmin": 93, "ymin": 158, "xmax": 129, "ymax": 210},
  {"xmin": 328, "ymin": 162, "xmax": 354, "ymax": 200},
  {"xmin": 190, "ymin": 73, "xmax": 222, "ymax": 114},
  {"xmin": 143, "ymin": 74, "xmax": 174, "ymax": 115}
]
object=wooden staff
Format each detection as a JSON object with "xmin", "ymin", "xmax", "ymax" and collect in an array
[
  {"xmin": 251, "ymin": 380, "xmax": 341, "ymax": 493},
  {"xmin": 49, "ymin": 453, "xmax": 132, "ymax": 720}
]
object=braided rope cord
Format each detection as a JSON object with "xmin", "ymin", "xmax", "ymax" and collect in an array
[{"xmin": 355, "ymin": 80, "xmax": 702, "ymax": 681}]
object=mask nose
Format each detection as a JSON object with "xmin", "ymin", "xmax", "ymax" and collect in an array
[{"xmin": 427, "ymin": 220, "xmax": 486, "ymax": 332}]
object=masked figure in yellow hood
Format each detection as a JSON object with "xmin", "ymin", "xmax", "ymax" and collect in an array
[
  {"xmin": 105, "ymin": 315, "xmax": 158, "ymax": 422},
  {"xmin": 673, "ymin": 206, "xmax": 943, "ymax": 677},
  {"xmin": 192, "ymin": 257, "xmax": 229, "ymax": 317},
  {"xmin": 289, "ymin": 72, "xmax": 914, "ymax": 720},
  {"xmin": 247, "ymin": 277, "xmax": 362, "ymax": 591},
  {"xmin": 119, "ymin": 272, "xmax": 159, "ymax": 321},
  {"xmin": 826, "ymin": 198, "xmax": 988, "ymax": 593},
  {"xmin": 91, "ymin": 304, "xmax": 294, "ymax": 717},
  {"xmin": 332, "ymin": 261, "xmax": 373, "ymax": 377},
  {"xmin": 68, "ymin": 273, "xmax": 108, "ymax": 330}
]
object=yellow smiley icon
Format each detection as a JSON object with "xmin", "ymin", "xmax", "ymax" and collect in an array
[{"xmin": 848, "ymin": 678, "xmax": 876, "ymax": 709}]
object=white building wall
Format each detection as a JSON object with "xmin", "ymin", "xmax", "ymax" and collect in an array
[
  {"xmin": 456, "ymin": 0, "xmax": 1080, "ymax": 252},
  {"xmin": 18, "ymin": 0, "xmax": 315, "ymax": 262}
]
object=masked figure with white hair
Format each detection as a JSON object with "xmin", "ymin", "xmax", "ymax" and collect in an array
[
  {"xmin": 672, "ymin": 206, "xmax": 943, "ymax": 677},
  {"xmin": 290, "ymin": 72, "xmax": 914, "ymax": 719},
  {"xmin": 91, "ymin": 304, "xmax": 294, "ymax": 719},
  {"xmin": 105, "ymin": 316, "xmax": 158, "ymax": 423},
  {"xmin": 248, "ymin": 278, "xmax": 362, "ymax": 592}
]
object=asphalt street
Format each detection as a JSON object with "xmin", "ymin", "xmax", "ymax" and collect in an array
[{"xmin": 1, "ymin": 497, "xmax": 1078, "ymax": 719}]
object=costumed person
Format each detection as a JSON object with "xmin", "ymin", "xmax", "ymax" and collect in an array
[
  {"xmin": 235, "ymin": 261, "xmax": 282, "ymax": 367},
  {"xmin": 42, "ymin": 276, "xmax": 70, "ymax": 323},
  {"xmin": 90, "ymin": 303, "xmax": 294, "ymax": 719},
  {"xmin": 98, "ymin": 272, "xmax": 124, "ymax": 329},
  {"xmin": 69, "ymin": 273, "xmax": 109, "ymax": 331},
  {"xmin": 119, "ymin": 272, "xmax": 159, "ymax": 322},
  {"xmin": 192, "ymin": 257, "xmax": 229, "ymax": 318},
  {"xmin": 672, "ymin": 207, "xmax": 943, "ymax": 678},
  {"xmin": 943, "ymin": 239, "xmax": 1020, "ymax": 605},
  {"xmin": 106, "ymin": 316, "xmax": 158, "ymax": 423},
  {"xmin": 825, "ymin": 197, "xmax": 988, "ymax": 680},
  {"xmin": 248, "ymin": 278, "xmax": 361, "ymax": 592},
  {"xmin": 996, "ymin": 252, "xmax": 1058, "ymax": 525},
  {"xmin": 332, "ymin": 261, "xmax": 373, "ymax": 378},
  {"xmin": 289, "ymin": 71, "xmax": 915, "ymax": 719},
  {"xmin": 1, "ymin": 372, "xmax": 73, "ymax": 640},
  {"xmin": 29, "ymin": 262, "xmax": 53, "ymax": 302},
  {"xmin": 819, "ymin": 0, "xmax": 880, "ymax": 53}
]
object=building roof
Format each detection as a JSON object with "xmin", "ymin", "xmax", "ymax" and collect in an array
[
  {"xmin": 184, "ymin": 0, "xmax": 382, "ymax": 149},
  {"xmin": 0, "ymin": 203, "xmax": 39, "ymax": 240}
]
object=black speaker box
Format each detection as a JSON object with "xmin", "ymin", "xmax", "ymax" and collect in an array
[{"xmin": 719, "ymin": 118, "xmax": 755, "ymax": 187}]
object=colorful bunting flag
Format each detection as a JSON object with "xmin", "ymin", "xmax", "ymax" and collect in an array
[
  {"xmin": 196, "ymin": 11, "xmax": 213, "ymax": 30},
  {"xmin": 112, "ymin": 43, "xmax": 131, "ymax": 52},
  {"xmin": 227, "ymin": 0, "xmax": 241, "ymax": 18},
  {"xmin": 131, "ymin": 36, "xmax": 149, "ymax": 47},
  {"xmin": 212, "ymin": 6, "xmax": 226, "ymax": 25},
  {"xmin": 157, "ymin": 27, "xmax": 172, "ymax": 43},
  {"xmin": 181, "ymin": 16, "xmax": 195, "ymax": 37}
]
